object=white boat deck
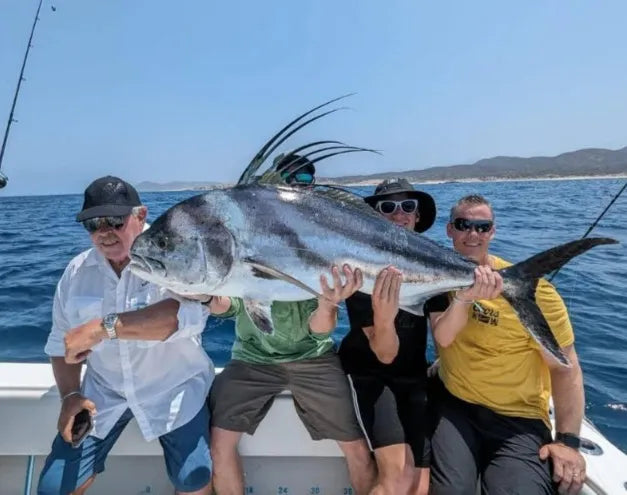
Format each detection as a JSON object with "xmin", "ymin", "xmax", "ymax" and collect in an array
[{"xmin": 0, "ymin": 363, "xmax": 625, "ymax": 494}]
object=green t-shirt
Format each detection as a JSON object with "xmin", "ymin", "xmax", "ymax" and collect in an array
[{"xmin": 213, "ymin": 298, "xmax": 335, "ymax": 364}]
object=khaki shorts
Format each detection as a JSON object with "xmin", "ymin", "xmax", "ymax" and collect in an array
[{"xmin": 209, "ymin": 352, "xmax": 363, "ymax": 441}]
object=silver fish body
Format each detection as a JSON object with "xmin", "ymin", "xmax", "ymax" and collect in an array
[
  {"xmin": 129, "ymin": 183, "xmax": 617, "ymax": 367},
  {"xmin": 131, "ymin": 184, "xmax": 474, "ymax": 307}
]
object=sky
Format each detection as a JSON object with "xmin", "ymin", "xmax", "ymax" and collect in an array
[{"xmin": 1, "ymin": 0, "xmax": 627, "ymax": 196}]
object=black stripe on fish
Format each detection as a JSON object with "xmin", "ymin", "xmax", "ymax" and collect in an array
[
  {"xmin": 180, "ymin": 199, "xmax": 234, "ymax": 279},
  {"xmin": 266, "ymin": 220, "xmax": 329, "ymax": 269}
]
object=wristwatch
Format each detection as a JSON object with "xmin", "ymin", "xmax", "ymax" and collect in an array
[
  {"xmin": 555, "ymin": 432, "xmax": 582, "ymax": 450},
  {"xmin": 102, "ymin": 313, "xmax": 119, "ymax": 340}
]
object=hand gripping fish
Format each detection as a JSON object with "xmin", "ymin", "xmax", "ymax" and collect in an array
[{"xmin": 129, "ymin": 96, "xmax": 618, "ymax": 366}]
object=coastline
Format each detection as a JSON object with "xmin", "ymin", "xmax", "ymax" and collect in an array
[
  {"xmin": 330, "ymin": 174, "xmax": 627, "ymax": 188},
  {"xmin": 144, "ymin": 174, "xmax": 627, "ymax": 192},
  {"xmin": 3, "ymin": 174, "xmax": 625, "ymax": 197}
]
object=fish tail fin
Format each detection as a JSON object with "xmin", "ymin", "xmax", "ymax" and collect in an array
[{"xmin": 499, "ymin": 237, "xmax": 618, "ymax": 366}]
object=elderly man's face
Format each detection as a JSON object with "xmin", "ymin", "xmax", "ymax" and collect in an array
[{"xmin": 89, "ymin": 208, "xmax": 147, "ymax": 263}]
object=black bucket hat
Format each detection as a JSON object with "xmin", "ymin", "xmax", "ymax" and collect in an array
[
  {"xmin": 364, "ymin": 178, "xmax": 436, "ymax": 233},
  {"xmin": 76, "ymin": 176, "xmax": 141, "ymax": 222}
]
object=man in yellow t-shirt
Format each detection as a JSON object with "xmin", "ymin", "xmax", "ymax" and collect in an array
[{"xmin": 430, "ymin": 194, "xmax": 587, "ymax": 495}]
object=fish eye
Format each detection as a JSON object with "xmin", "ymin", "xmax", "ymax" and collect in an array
[{"xmin": 156, "ymin": 237, "xmax": 168, "ymax": 250}]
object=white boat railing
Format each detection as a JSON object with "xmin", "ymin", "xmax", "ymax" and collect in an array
[{"xmin": 0, "ymin": 362, "xmax": 625, "ymax": 495}]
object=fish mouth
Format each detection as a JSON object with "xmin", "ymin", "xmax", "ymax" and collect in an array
[{"xmin": 130, "ymin": 253, "xmax": 167, "ymax": 275}]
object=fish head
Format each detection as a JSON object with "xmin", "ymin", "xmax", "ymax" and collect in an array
[{"xmin": 129, "ymin": 195, "xmax": 234, "ymax": 295}]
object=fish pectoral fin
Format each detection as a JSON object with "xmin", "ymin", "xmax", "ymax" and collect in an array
[
  {"xmin": 244, "ymin": 259, "xmax": 323, "ymax": 299},
  {"xmin": 399, "ymin": 300, "xmax": 427, "ymax": 316},
  {"xmin": 243, "ymin": 299, "xmax": 275, "ymax": 335}
]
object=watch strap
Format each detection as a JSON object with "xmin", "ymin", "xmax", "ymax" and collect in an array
[{"xmin": 555, "ymin": 432, "xmax": 581, "ymax": 450}]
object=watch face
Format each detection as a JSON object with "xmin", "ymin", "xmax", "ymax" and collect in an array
[
  {"xmin": 104, "ymin": 314, "xmax": 117, "ymax": 328},
  {"xmin": 103, "ymin": 314, "xmax": 118, "ymax": 337}
]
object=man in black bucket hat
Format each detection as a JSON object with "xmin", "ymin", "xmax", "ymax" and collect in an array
[
  {"xmin": 364, "ymin": 178, "xmax": 436, "ymax": 233},
  {"xmin": 339, "ymin": 178, "xmax": 447, "ymax": 494}
]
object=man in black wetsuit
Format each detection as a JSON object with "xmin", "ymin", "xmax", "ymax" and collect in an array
[{"xmin": 339, "ymin": 178, "xmax": 448, "ymax": 495}]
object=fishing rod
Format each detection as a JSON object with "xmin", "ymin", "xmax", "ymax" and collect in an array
[
  {"xmin": 548, "ymin": 180, "xmax": 627, "ymax": 282},
  {"xmin": 0, "ymin": 0, "xmax": 45, "ymax": 189}
]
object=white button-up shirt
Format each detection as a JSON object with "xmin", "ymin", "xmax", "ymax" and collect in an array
[{"xmin": 45, "ymin": 248, "xmax": 214, "ymax": 441}]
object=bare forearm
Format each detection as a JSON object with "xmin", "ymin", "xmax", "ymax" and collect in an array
[
  {"xmin": 51, "ymin": 356, "xmax": 82, "ymax": 397},
  {"xmin": 208, "ymin": 296, "xmax": 232, "ymax": 315},
  {"xmin": 115, "ymin": 298, "xmax": 180, "ymax": 340},
  {"xmin": 309, "ymin": 303, "xmax": 338, "ymax": 334},
  {"xmin": 432, "ymin": 300, "xmax": 472, "ymax": 347},
  {"xmin": 551, "ymin": 353, "xmax": 585, "ymax": 435},
  {"xmin": 368, "ymin": 320, "xmax": 399, "ymax": 364}
]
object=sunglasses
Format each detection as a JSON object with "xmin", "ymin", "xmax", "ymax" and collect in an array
[
  {"xmin": 83, "ymin": 215, "xmax": 128, "ymax": 234},
  {"xmin": 281, "ymin": 171, "xmax": 315, "ymax": 186},
  {"xmin": 452, "ymin": 218, "xmax": 493, "ymax": 233},
  {"xmin": 375, "ymin": 199, "xmax": 418, "ymax": 215}
]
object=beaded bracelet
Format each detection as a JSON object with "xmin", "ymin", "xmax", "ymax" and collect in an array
[{"xmin": 452, "ymin": 293, "xmax": 475, "ymax": 305}]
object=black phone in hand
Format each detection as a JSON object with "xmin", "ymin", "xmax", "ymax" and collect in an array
[{"xmin": 71, "ymin": 409, "xmax": 93, "ymax": 448}]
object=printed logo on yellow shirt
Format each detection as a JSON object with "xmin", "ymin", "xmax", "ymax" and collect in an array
[{"xmin": 471, "ymin": 304, "xmax": 499, "ymax": 326}]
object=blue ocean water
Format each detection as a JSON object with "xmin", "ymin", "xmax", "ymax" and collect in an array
[{"xmin": 1, "ymin": 178, "xmax": 625, "ymax": 453}]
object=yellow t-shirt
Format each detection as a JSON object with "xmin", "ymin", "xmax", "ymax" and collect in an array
[{"xmin": 437, "ymin": 255, "xmax": 575, "ymax": 427}]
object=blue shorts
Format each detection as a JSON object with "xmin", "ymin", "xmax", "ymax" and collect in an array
[{"xmin": 37, "ymin": 404, "xmax": 211, "ymax": 494}]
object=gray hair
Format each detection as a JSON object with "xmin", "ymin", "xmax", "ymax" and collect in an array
[
  {"xmin": 449, "ymin": 194, "xmax": 495, "ymax": 222},
  {"xmin": 131, "ymin": 206, "xmax": 145, "ymax": 217}
]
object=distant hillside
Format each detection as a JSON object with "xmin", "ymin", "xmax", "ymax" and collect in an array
[
  {"xmin": 136, "ymin": 146, "xmax": 627, "ymax": 190},
  {"xmin": 327, "ymin": 146, "xmax": 627, "ymax": 184}
]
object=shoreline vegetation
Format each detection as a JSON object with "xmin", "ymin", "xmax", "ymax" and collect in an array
[
  {"xmin": 137, "ymin": 145, "xmax": 627, "ymax": 192},
  {"xmin": 336, "ymin": 173, "xmax": 627, "ymax": 188},
  {"xmin": 3, "ymin": 146, "xmax": 625, "ymax": 196},
  {"xmin": 137, "ymin": 174, "xmax": 627, "ymax": 192}
]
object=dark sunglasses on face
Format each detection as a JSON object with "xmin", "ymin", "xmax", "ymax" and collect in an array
[
  {"xmin": 452, "ymin": 218, "xmax": 494, "ymax": 233},
  {"xmin": 83, "ymin": 215, "xmax": 128, "ymax": 234},
  {"xmin": 375, "ymin": 199, "xmax": 418, "ymax": 215},
  {"xmin": 281, "ymin": 171, "xmax": 315, "ymax": 186}
]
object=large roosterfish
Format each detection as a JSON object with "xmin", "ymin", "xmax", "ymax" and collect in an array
[{"xmin": 129, "ymin": 96, "xmax": 617, "ymax": 366}]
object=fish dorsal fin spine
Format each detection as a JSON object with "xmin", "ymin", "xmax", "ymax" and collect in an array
[
  {"xmin": 237, "ymin": 95, "xmax": 354, "ymax": 185},
  {"xmin": 237, "ymin": 95, "xmax": 381, "ymax": 187},
  {"xmin": 256, "ymin": 145, "xmax": 380, "ymax": 186}
]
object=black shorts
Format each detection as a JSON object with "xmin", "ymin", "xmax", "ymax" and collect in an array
[
  {"xmin": 347, "ymin": 374, "xmax": 431, "ymax": 467},
  {"xmin": 430, "ymin": 383, "xmax": 555, "ymax": 495},
  {"xmin": 209, "ymin": 353, "xmax": 363, "ymax": 442}
]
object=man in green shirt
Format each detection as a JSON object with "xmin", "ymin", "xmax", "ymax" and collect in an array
[{"xmin": 206, "ymin": 264, "xmax": 377, "ymax": 495}]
